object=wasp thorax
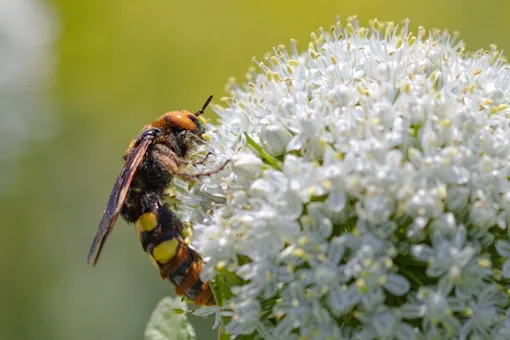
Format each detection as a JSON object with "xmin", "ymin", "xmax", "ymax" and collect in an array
[{"xmin": 152, "ymin": 110, "xmax": 204, "ymax": 135}]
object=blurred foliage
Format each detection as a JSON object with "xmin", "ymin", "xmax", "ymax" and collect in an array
[
  {"xmin": 144, "ymin": 297, "xmax": 195, "ymax": 340},
  {"xmin": 1, "ymin": 0, "xmax": 509, "ymax": 339}
]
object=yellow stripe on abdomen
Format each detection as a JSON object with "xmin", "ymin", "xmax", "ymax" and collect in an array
[
  {"xmin": 135, "ymin": 212, "xmax": 158, "ymax": 233},
  {"xmin": 152, "ymin": 239, "xmax": 179, "ymax": 264},
  {"xmin": 135, "ymin": 212, "xmax": 158, "ymax": 232}
]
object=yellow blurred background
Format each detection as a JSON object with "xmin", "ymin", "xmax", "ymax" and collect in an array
[{"xmin": 1, "ymin": 0, "xmax": 509, "ymax": 339}]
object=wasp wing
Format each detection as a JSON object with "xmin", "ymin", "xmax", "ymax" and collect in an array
[{"xmin": 87, "ymin": 136, "xmax": 153, "ymax": 266}]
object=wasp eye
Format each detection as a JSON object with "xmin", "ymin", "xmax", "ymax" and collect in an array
[
  {"xmin": 188, "ymin": 115, "xmax": 199, "ymax": 124},
  {"xmin": 187, "ymin": 115, "xmax": 203, "ymax": 134}
]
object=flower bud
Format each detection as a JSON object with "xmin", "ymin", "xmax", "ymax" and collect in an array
[
  {"xmin": 231, "ymin": 153, "xmax": 262, "ymax": 177},
  {"xmin": 260, "ymin": 125, "xmax": 293, "ymax": 156}
]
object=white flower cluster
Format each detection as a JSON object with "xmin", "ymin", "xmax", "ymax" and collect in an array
[{"xmin": 178, "ymin": 17, "xmax": 510, "ymax": 339}]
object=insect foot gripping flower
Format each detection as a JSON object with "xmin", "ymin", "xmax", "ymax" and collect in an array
[{"xmin": 147, "ymin": 17, "xmax": 510, "ymax": 340}]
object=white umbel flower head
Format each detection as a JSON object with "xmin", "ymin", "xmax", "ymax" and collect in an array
[{"xmin": 177, "ymin": 17, "xmax": 510, "ymax": 339}]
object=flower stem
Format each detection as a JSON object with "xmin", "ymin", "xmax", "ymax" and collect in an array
[{"xmin": 245, "ymin": 133, "xmax": 283, "ymax": 170}]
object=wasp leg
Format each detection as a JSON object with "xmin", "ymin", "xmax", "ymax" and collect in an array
[
  {"xmin": 152, "ymin": 145, "xmax": 185, "ymax": 172},
  {"xmin": 176, "ymin": 159, "xmax": 230, "ymax": 182},
  {"xmin": 192, "ymin": 151, "xmax": 216, "ymax": 166},
  {"xmin": 152, "ymin": 144, "xmax": 229, "ymax": 181},
  {"xmin": 177, "ymin": 130, "xmax": 207, "ymax": 146},
  {"xmin": 153, "ymin": 150, "xmax": 229, "ymax": 183},
  {"xmin": 174, "ymin": 133, "xmax": 215, "ymax": 166},
  {"xmin": 153, "ymin": 143, "xmax": 213, "ymax": 167}
]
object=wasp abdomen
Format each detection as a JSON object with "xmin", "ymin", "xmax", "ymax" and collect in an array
[{"xmin": 134, "ymin": 201, "xmax": 215, "ymax": 306}]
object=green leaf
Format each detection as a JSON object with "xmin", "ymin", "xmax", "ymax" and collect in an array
[
  {"xmin": 218, "ymin": 325, "xmax": 231, "ymax": 340},
  {"xmin": 144, "ymin": 297, "xmax": 196, "ymax": 340},
  {"xmin": 212, "ymin": 270, "xmax": 247, "ymax": 340},
  {"xmin": 211, "ymin": 270, "xmax": 241, "ymax": 306},
  {"xmin": 218, "ymin": 325, "xmax": 260, "ymax": 340}
]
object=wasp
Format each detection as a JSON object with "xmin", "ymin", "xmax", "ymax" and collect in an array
[{"xmin": 88, "ymin": 95, "xmax": 227, "ymax": 306}]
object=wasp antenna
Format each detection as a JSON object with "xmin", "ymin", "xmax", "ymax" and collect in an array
[{"xmin": 196, "ymin": 95, "xmax": 213, "ymax": 116}]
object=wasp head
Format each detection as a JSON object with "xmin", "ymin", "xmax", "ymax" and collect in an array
[
  {"xmin": 151, "ymin": 95, "xmax": 213, "ymax": 138},
  {"xmin": 152, "ymin": 110, "xmax": 205, "ymax": 136}
]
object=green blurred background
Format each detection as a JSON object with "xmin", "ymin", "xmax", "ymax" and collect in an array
[{"xmin": 1, "ymin": 0, "xmax": 509, "ymax": 339}]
